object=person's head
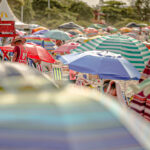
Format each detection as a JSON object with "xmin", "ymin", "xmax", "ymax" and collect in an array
[
  {"xmin": 103, "ymin": 80, "xmax": 111, "ymax": 93},
  {"xmin": 14, "ymin": 40, "xmax": 23, "ymax": 45},
  {"xmin": 109, "ymin": 81, "xmax": 117, "ymax": 96}
]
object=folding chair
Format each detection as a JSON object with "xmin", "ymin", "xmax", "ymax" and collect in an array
[{"xmin": 53, "ymin": 67, "xmax": 62, "ymax": 81}]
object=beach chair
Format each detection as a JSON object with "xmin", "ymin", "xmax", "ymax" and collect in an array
[
  {"xmin": 106, "ymin": 81, "xmax": 127, "ymax": 106},
  {"xmin": 53, "ymin": 67, "xmax": 62, "ymax": 81}
]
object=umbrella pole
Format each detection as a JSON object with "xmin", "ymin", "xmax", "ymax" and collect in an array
[
  {"xmin": 124, "ymin": 81, "xmax": 127, "ymax": 104},
  {"xmin": 100, "ymin": 79, "xmax": 104, "ymax": 93}
]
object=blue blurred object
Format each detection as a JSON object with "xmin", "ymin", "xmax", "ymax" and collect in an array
[
  {"xmin": 0, "ymin": 86, "xmax": 149, "ymax": 149},
  {"xmin": 59, "ymin": 51, "xmax": 141, "ymax": 80}
]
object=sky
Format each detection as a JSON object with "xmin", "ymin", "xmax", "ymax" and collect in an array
[{"xmin": 80, "ymin": 0, "xmax": 132, "ymax": 7}]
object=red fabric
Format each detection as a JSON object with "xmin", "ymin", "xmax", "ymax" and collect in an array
[
  {"xmin": 25, "ymin": 43, "xmax": 55, "ymax": 63},
  {"xmin": 54, "ymin": 42, "xmax": 80, "ymax": 54},
  {"xmin": 17, "ymin": 45, "xmax": 28, "ymax": 64},
  {"xmin": 0, "ymin": 43, "xmax": 55, "ymax": 63},
  {"xmin": 56, "ymin": 40, "xmax": 62, "ymax": 47},
  {"xmin": 13, "ymin": 46, "xmax": 20, "ymax": 62},
  {"xmin": 130, "ymin": 59, "xmax": 150, "ymax": 121}
]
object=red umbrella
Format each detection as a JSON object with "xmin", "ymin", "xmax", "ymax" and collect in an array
[
  {"xmin": 0, "ymin": 43, "xmax": 55, "ymax": 63},
  {"xmin": 54, "ymin": 42, "xmax": 80, "ymax": 54},
  {"xmin": 25, "ymin": 43, "xmax": 55, "ymax": 63}
]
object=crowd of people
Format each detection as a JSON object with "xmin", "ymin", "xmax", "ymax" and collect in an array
[{"xmin": 0, "ymin": 24, "xmax": 150, "ymax": 123}]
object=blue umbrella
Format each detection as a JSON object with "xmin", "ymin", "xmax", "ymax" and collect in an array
[
  {"xmin": 44, "ymin": 29, "xmax": 71, "ymax": 41},
  {"xmin": 0, "ymin": 85, "xmax": 149, "ymax": 150},
  {"xmin": 59, "ymin": 51, "xmax": 141, "ymax": 80}
]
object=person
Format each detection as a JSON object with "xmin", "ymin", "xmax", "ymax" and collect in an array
[
  {"xmin": 32, "ymin": 59, "xmax": 43, "ymax": 72},
  {"xmin": 103, "ymin": 80, "xmax": 127, "ymax": 106},
  {"xmin": 69, "ymin": 69, "xmax": 77, "ymax": 83},
  {"xmin": 12, "ymin": 37, "xmax": 27, "ymax": 64}
]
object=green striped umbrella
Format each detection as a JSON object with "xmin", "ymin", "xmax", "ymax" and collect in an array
[{"xmin": 71, "ymin": 34, "xmax": 150, "ymax": 72}]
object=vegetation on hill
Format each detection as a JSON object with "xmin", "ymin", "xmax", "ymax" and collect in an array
[{"xmin": 5, "ymin": 0, "xmax": 150, "ymax": 29}]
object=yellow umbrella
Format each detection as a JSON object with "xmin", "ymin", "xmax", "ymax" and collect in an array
[
  {"xmin": 120, "ymin": 27, "xmax": 132, "ymax": 33},
  {"xmin": 84, "ymin": 35, "xmax": 101, "ymax": 42}
]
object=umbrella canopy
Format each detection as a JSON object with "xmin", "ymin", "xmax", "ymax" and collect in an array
[
  {"xmin": 54, "ymin": 42, "xmax": 80, "ymax": 54},
  {"xmin": 0, "ymin": 84, "xmax": 149, "ymax": 150},
  {"xmin": 33, "ymin": 30, "xmax": 49, "ymax": 35},
  {"xmin": 0, "ymin": 62, "xmax": 57, "ymax": 92},
  {"xmin": 71, "ymin": 34, "xmax": 150, "ymax": 72},
  {"xmin": 32, "ymin": 26, "xmax": 48, "ymax": 34},
  {"xmin": 25, "ymin": 43, "xmax": 55, "ymax": 63},
  {"xmin": 138, "ymin": 23, "xmax": 148, "ymax": 27},
  {"xmin": 59, "ymin": 51, "xmax": 141, "ymax": 80},
  {"xmin": 16, "ymin": 29, "xmax": 26, "ymax": 36},
  {"xmin": 120, "ymin": 27, "xmax": 132, "ymax": 33},
  {"xmin": 129, "ymin": 78, "xmax": 150, "ymax": 97},
  {"xmin": 70, "ymin": 29, "xmax": 84, "ymax": 35},
  {"xmin": 0, "ymin": 44, "xmax": 55, "ymax": 63},
  {"xmin": 71, "ymin": 36, "xmax": 88, "ymax": 44},
  {"xmin": 44, "ymin": 29, "xmax": 71, "ymax": 41},
  {"xmin": 126, "ymin": 22, "xmax": 140, "ymax": 28},
  {"xmin": 25, "ymin": 35, "xmax": 56, "ymax": 50},
  {"xmin": 84, "ymin": 28, "xmax": 99, "ymax": 37},
  {"xmin": 89, "ymin": 24, "xmax": 106, "ymax": 29},
  {"xmin": 58, "ymin": 22, "xmax": 83, "ymax": 29}
]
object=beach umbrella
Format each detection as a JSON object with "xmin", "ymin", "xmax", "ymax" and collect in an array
[
  {"xmin": 138, "ymin": 23, "xmax": 148, "ymax": 27},
  {"xmin": 89, "ymin": 24, "xmax": 106, "ymax": 29},
  {"xmin": 32, "ymin": 26, "xmax": 48, "ymax": 34},
  {"xmin": 143, "ymin": 41, "xmax": 150, "ymax": 49},
  {"xmin": 126, "ymin": 22, "xmax": 139, "ymax": 28},
  {"xmin": 25, "ymin": 35, "xmax": 56, "ymax": 50},
  {"xmin": 71, "ymin": 34, "xmax": 150, "ymax": 72},
  {"xmin": 0, "ymin": 84, "xmax": 149, "ymax": 150},
  {"xmin": 25, "ymin": 43, "xmax": 56, "ymax": 63},
  {"xmin": 84, "ymin": 28, "xmax": 99, "ymax": 37},
  {"xmin": 84, "ymin": 35, "xmax": 101, "ymax": 42},
  {"xmin": 0, "ymin": 62, "xmax": 57, "ymax": 92},
  {"xmin": 120, "ymin": 27, "xmax": 132, "ymax": 33},
  {"xmin": 59, "ymin": 51, "xmax": 140, "ymax": 80},
  {"xmin": 33, "ymin": 30, "xmax": 49, "ymax": 35},
  {"xmin": 124, "ymin": 32, "xmax": 137, "ymax": 39},
  {"xmin": 54, "ymin": 42, "xmax": 80, "ymax": 54},
  {"xmin": 128, "ymin": 59, "xmax": 150, "ymax": 120},
  {"xmin": 16, "ymin": 30, "xmax": 26, "ymax": 36},
  {"xmin": 129, "ymin": 78, "xmax": 150, "ymax": 97},
  {"xmin": 44, "ymin": 29, "xmax": 71, "ymax": 41},
  {"xmin": 70, "ymin": 29, "xmax": 84, "ymax": 35},
  {"xmin": 58, "ymin": 22, "xmax": 83, "ymax": 29},
  {"xmin": 71, "ymin": 36, "xmax": 87, "ymax": 44},
  {"xmin": 0, "ymin": 44, "xmax": 55, "ymax": 63}
]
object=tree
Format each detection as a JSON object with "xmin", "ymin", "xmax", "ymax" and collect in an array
[
  {"xmin": 23, "ymin": 0, "xmax": 34, "ymax": 23},
  {"xmin": 101, "ymin": 1, "xmax": 126, "ymax": 23},
  {"xmin": 8, "ymin": 0, "xmax": 24, "ymax": 20},
  {"xmin": 69, "ymin": 1, "xmax": 93, "ymax": 20},
  {"xmin": 134, "ymin": 0, "xmax": 150, "ymax": 21}
]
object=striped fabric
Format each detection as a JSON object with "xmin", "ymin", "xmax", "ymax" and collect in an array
[
  {"xmin": 0, "ymin": 87, "xmax": 149, "ymax": 150},
  {"xmin": 25, "ymin": 36, "xmax": 56, "ymax": 50},
  {"xmin": 53, "ymin": 68, "xmax": 62, "ymax": 80},
  {"xmin": 71, "ymin": 34, "xmax": 150, "ymax": 72},
  {"xmin": 129, "ymin": 60, "xmax": 150, "ymax": 121},
  {"xmin": 129, "ymin": 91, "xmax": 146, "ymax": 115}
]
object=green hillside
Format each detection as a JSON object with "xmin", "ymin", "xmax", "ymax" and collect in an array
[{"xmin": 6, "ymin": 0, "xmax": 94, "ymax": 29}]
